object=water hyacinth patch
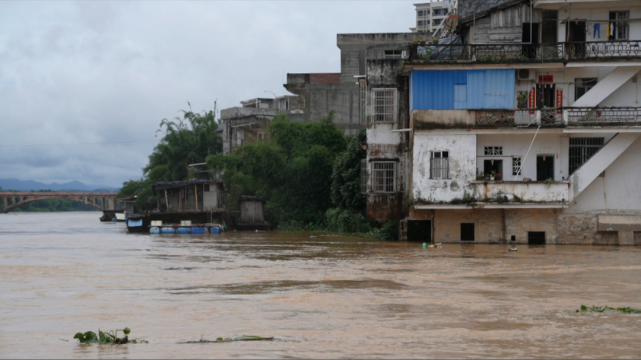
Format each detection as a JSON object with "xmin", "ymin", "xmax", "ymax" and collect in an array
[{"xmin": 576, "ymin": 305, "xmax": 641, "ymax": 314}]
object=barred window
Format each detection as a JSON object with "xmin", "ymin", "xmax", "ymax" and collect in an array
[
  {"xmin": 484, "ymin": 146, "xmax": 503, "ymax": 156},
  {"xmin": 512, "ymin": 157, "xmax": 522, "ymax": 176},
  {"xmin": 431, "ymin": 151, "xmax": 449, "ymax": 179},
  {"xmin": 372, "ymin": 88, "xmax": 397, "ymax": 123},
  {"xmin": 361, "ymin": 159, "xmax": 368, "ymax": 194},
  {"xmin": 569, "ymin": 138, "xmax": 604, "ymax": 174},
  {"xmin": 372, "ymin": 162, "xmax": 396, "ymax": 193}
]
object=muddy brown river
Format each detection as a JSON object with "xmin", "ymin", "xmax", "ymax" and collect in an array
[{"xmin": 1, "ymin": 212, "xmax": 640, "ymax": 359}]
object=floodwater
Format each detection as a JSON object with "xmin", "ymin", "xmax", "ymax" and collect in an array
[{"xmin": 1, "ymin": 212, "xmax": 641, "ymax": 359}]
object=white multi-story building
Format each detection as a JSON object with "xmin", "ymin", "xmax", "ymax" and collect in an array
[
  {"xmin": 363, "ymin": 0, "xmax": 641, "ymax": 245},
  {"xmin": 411, "ymin": 1, "xmax": 453, "ymax": 34}
]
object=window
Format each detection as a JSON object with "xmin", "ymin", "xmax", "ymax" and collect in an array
[
  {"xmin": 484, "ymin": 146, "xmax": 503, "ymax": 156},
  {"xmin": 609, "ymin": 11, "xmax": 629, "ymax": 40},
  {"xmin": 417, "ymin": 10, "xmax": 424, "ymax": 17},
  {"xmin": 569, "ymin": 138, "xmax": 604, "ymax": 174},
  {"xmin": 461, "ymin": 223, "xmax": 475, "ymax": 241},
  {"xmin": 433, "ymin": 19, "xmax": 442, "ymax": 25},
  {"xmin": 372, "ymin": 88, "xmax": 397, "ymax": 123},
  {"xmin": 512, "ymin": 157, "xmax": 522, "ymax": 176},
  {"xmin": 204, "ymin": 184, "xmax": 210, "ymax": 192},
  {"xmin": 433, "ymin": 9, "xmax": 442, "ymax": 16},
  {"xmin": 361, "ymin": 159, "xmax": 368, "ymax": 194},
  {"xmin": 257, "ymin": 132, "xmax": 265, "ymax": 140},
  {"xmin": 575, "ymin": 78, "xmax": 597, "ymax": 101},
  {"xmin": 417, "ymin": 20, "xmax": 425, "ymax": 26},
  {"xmin": 454, "ymin": 84, "xmax": 467, "ymax": 102},
  {"xmin": 384, "ymin": 50, "xmax": 402, "ymax": 59},
  {"xmin": 372, "ymin": 162, "xmax": 396, "ymax": 193},
  {"xmin": 431, "ymin": 151, "xmax": 449, "ymax": 179},
  {"xmin": 443, "ymin": 9, "xmax": 448, "ymax": 15},
  {"xmin": 528, "ymin": 231, "xmax": 546, "ymax": 245}
]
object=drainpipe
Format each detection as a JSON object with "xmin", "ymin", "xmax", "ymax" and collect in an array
[{"xmin": 501, "ymin": 209, "xmax": 506, "ymax": 242}]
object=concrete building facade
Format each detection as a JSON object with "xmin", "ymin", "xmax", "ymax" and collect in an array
[
  {"xmin": 284, "ymin": 33, "xmax": 434, "ymax": 135},
  {"xmin": 363, "ymin": 0, "xmax": 641, "ymax": 245},
  {"xmin": 220, "ymin": 96, "xmax": 304, "ymax": 155}
]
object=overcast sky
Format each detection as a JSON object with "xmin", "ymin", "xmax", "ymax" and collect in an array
[{"xmin": 0, "ymin": 0, "xmax": 416, "ymax": 188}]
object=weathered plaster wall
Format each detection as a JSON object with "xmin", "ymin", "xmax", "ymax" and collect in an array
[
  {"xmin": 432, "ymin": 208, "xmax": 566, "ymax": 244},
  {"xmin": 471, "ymin": 182, "xmax": 568, "ymax": 202},
  {"xmin": 367, "ymin": 127, "xmax": 401, "ymax": 145},
  {"xmin": 411, "ymin": 110, "xmax": 473, "ymax": 129},
  {"xmin": 366, "ymin": 144, "xmax": 410, "ymax": 221},
  {"xmin": 413, "ymin": 134, "xmax": 477, "ymax": 202}
]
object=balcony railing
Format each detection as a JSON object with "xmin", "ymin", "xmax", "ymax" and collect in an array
[
  {"xmin": 566, "ymin": 107, "xmax": 641, "ymax": 125},
  {"xmin": 409, "ymin": 41, "xmax": 641, "ymax": 64},
  {"xmin": 473, "ymin": 109, "xmax": 561, "ymax": 127},
  {"xmin": 471, "ymin": 107, "xmax": 641, "ymax": 127}
]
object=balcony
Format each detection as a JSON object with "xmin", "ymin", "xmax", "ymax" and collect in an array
[
  {"xmin": 407, "ymin": 41, "xmax": 641, "ymax": 64},
  {"xmin": 413, "ymin": 108, "xmax": 641, "ymax": 130},
  {"xmin": 566, "ymin": 107, "xmax": 641, "ymax": 126},
  {"xmin": 470, "ymin": 181, "xmax": 569, "ymax": 208}
]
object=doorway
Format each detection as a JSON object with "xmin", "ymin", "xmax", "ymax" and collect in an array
[
  {"xmin": 522, "ymin": 23, "xmax": 540, "ymax": 58},
  {"xmin": 407, "ymin": 220, "xmax": 432, "ymax": 243},
  {"xmin": 566, "ymin": 21, "xmax": 586, "ymax": 58},
  {"xmin": 484, "ymin": 159, "xmax": 503, "ymax": 178},
  {"xmin": 528, "ymin": 231, "xmax": 546, "ymax": 245},
  {"xmin": 536, "ymin": 155, "xmax": 555, "ymax": 181}
]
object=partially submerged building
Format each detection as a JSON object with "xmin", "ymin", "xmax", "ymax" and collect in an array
[
  {"xmin": 147, "ymin": 180, "xmax": 232, "ymax": 233},
  {"xmin": 361, "ymin": 0, "xmax": 641, "ymax": 245}
]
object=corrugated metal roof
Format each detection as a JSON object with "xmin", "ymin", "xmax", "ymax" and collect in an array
[
  {"xmin": 411, "ymin": 69, "xmax": 515, "ymax": 110},
  {"xmin": 152, "ymin": 180, "xmax": 223, "ymax": 191}
]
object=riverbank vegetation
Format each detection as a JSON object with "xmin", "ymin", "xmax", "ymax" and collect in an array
[
  {"xmin": 118, "ymin": 103, "xmax": 222, "ymax": 210},
  {"xmin": 120, "ymin": 106, "xmax": 397, "ymax": 239}
]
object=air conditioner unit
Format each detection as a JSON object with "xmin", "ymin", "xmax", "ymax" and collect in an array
[
  {"xmin": 518, "ymin": 69, "xmax": 535, "ymax": 81},
  {"xmin": 401, "ymin": 50, "xmax": 409, "ymax": 60}
]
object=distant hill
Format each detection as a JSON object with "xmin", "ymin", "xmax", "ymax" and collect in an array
[{"xmin": 0, "ymin": 178, "xmax": 119, "ymax": 192}]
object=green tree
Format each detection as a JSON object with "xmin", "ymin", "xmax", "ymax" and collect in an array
[
  {"xmin": 330, "ymin": 128, "xmax": 367, "ymax": 212},
  {"xmin": 207, "ymin": 112, "xmax": 346, "ymax": 227},
  {"xmin": 118, "ymin": 103, "xmax": 222, "ymax": 209}
]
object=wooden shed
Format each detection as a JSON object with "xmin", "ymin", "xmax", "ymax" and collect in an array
[{"xmin": 237, "ymin": 196, "xmax": 268, "ymax": 230}]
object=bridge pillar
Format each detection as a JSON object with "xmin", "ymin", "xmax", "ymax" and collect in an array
[
  {"xmin": 1, "ymin": 197, "xmax": 5, "ymax": 212},
  {"xmin": 108, "ymin": 197, "xmax": 115, "ymax": 211}
]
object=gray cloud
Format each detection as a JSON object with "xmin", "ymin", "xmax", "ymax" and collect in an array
[{"xmin": 0, "ymin": 1, "xmax": 415, "ymax": 187}]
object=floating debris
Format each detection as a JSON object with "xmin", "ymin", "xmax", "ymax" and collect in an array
[
  {"xmin": 74, "ymin": 327, "xmax": 147, "ymax": 344},
  {"xmin": 577, "ymin": 305, "xmax": 641, "ymax": 314},
  {"xmin": 179, "ymin": 335, "xmax": 274, "ymax": 344},
  {"xmin": 508, "ymin": 248, "xmax": 518, "ymax": 252}
]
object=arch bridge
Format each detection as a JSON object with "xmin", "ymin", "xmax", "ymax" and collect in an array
[{"xmin": 0, "ymin": 192, "xmax": 118, "ymax": 213}]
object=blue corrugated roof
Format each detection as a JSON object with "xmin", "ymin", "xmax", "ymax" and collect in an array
[{"xmin": 411, "ymin": 69, "xmax": 515, "ymax": 110}]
